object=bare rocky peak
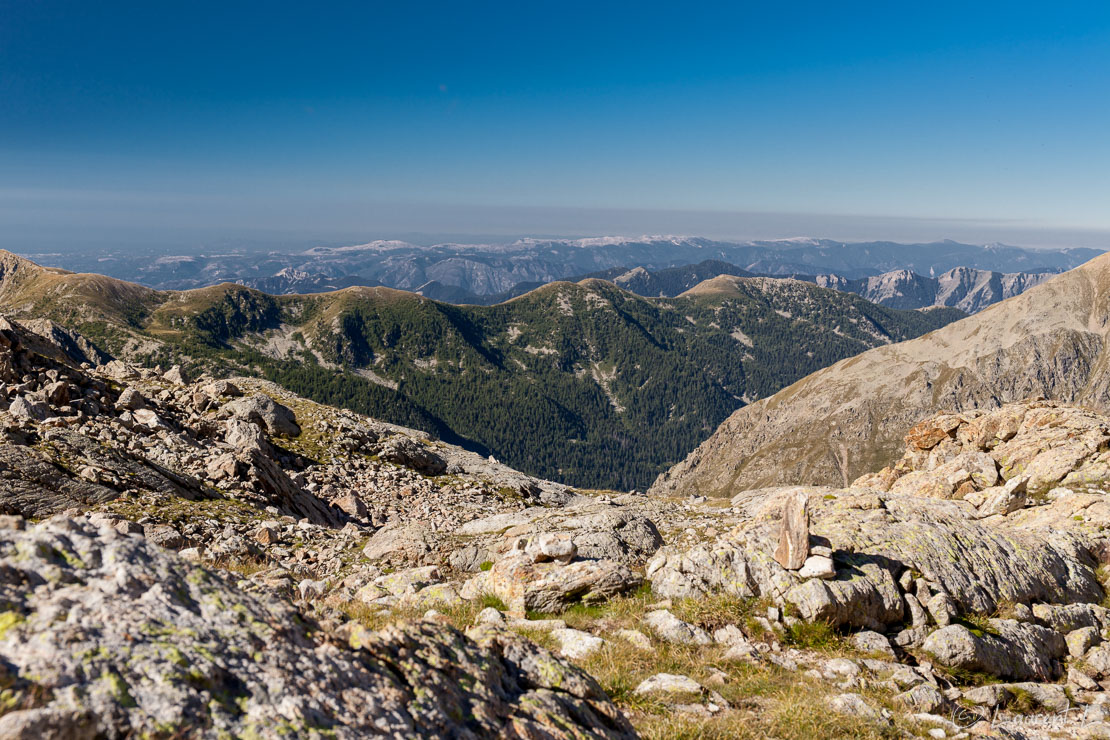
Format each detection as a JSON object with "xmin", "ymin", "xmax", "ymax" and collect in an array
[{"xmin": 650, "ymin": 251, "xmax": 1110, "ymax": 498}]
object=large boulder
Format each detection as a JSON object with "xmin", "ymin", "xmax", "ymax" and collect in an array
[
  {"xmin": 222, "ymin": 395, "xmax": 301, "ymax": 437},
  {"xmin": 377, "ymin": 436, "xmax": 447, "ymax": 476},
  {"xmin": 453, "ymin": 498, "xmax": 663, "ymax": 566},
  {"xmin": 0, "ymin": 517, "xmax": 636, "ymax": 739},
  {"xmin": 922, "ymin": 620, "xmax": 1067, "ymax": 681},
  {"xmin": 485, "ymin": 554, "xmax": 642, "ymax": 614}
]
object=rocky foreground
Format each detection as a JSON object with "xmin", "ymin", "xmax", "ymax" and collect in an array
[{"xmin": 6, "ymin": 314, "xmax": 1110, "ymax": 737}]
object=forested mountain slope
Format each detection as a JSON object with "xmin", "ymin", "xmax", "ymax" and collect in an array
[{"xmin": 0, "ymin": 250, "xmax": 962, "ymax": 489}]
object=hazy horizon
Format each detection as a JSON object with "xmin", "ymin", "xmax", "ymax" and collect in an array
[
  {"xmin": 6, "ymin": 203, "xmax": 1110, "ymax": 257},
  {"xmin": 3, "ymin": 2, "xmax": 1108, "ymax": 255}
]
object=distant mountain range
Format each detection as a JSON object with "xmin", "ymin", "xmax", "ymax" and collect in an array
[
  {"xmin": 408, "ymin": 260, "xmax": 1053, "ymax": 314},
  {"xmin": 27, "ymin": 236, "xmax": 1101, "ymax": 298},
  {"xmin": 0, "ymin": 250, "xmax": 963, "ymax": 490}
]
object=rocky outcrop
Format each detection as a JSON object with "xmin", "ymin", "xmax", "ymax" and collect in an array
[
  {"xmin": 648, "ymin": 486, "xmax": 1104, "ymax": 630},
  {"xmin": 858, "ymin": 400, "xmax": 1110, "ymax": 497},
  {"xmin": 0, "ymin": 517, "xmax": 635, "ymax": 739},
  {"xmin": 448, "ymin": 497, "xmax": 663, "ymax": 571},
  {"xmin": 651, "ymin": 252, "xmax": 1110, "ymax": 498},
  {"xmin": 922, "ymin": 621, "xmax": 1067, "ymax": 681}
]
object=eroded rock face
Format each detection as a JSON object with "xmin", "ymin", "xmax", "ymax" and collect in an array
[
  {"xmin": 0, "ymin": 518, "xmax": 635, "ymax": 740},
  {"xmin": 858, "ymin": 401, "xmax": 1110, "ymax": 501}
]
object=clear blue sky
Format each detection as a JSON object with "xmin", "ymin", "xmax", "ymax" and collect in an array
[{"xmin": 2, "ymin": 1, "xmax": 1108, "ymax": 251}]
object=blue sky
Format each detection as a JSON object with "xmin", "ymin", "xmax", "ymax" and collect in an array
[{"xmin": 2, "ymin": 1, "xmax": 1109, "ymax": 251}]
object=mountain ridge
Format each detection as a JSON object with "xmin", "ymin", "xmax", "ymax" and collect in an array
[
  {"xmin": 0, "ymin": 250, "xmax": 964, "ymax": 490},
  {"xmin": 649, "ymin": 250, "xmax": 1110, "ymax": 497}
]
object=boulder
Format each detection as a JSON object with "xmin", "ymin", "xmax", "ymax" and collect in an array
[
  {"xmin": 551, "ymin": 628, "xmax": 606, "ymax": 660},
  {"xmin": 961, "ymin": 683, "xmax": 1069, "ymax": 713},
  {"xmin": 486, "ymin": 554, "xmax": 641, "ymax": 614},
  {"xmin": 223, "ymin": 395, "xmax": 300, "ymax": 437},
  {"xmin": 643, "ymin": 610, "xmax": 712, "ymax": 646},
  {"xmin": 525, "ymin": 532, "xmax": 577, "ymax": 564},
  {"xmin": 116, "ymin": 387, "xmax": 145, "ymax": 410},
  {"xmin": 922, "ymin": 620, "xmax": 1066, "ymax": 680},
  {"xmin": 203, "ymin": 379, "xmax": 242, "ymax": 398},
  {"xmin": 976, "ymin": 476, "xmax": 1028, "ymax": 517},
  {"xmin": 224, "ymin": 417, "xmax": 267, "ymax": 452},
  {"xmin": 851, "ymin": 630, "xmax": 896, "ymax": 658},
  {"xmin": 455, "ymin": 500, "xmax": 662, "ymax": 564},
  {"xmin": 797, "ymin": 555, "xmax": 835, "ymax": 580},
  {"xmin": 1031, "ymin": 602, "xmax": 1110, "ymax": 633},
  {"xmin": 9, "ymin": 395, "xmax": 49, "ymax": 421},
  {"xmin": 163, "ymin": 365, "xmax": 189, "ymax": 385},
  {"xmin": 1067, "ymin": 626, "xmax": 1101, "ymax": 659},
  {"xmin": 634, "ymin": 673, "xmax": 703, "ymax": 695}
]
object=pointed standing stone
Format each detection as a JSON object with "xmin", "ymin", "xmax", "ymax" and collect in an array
[{"xmin": 774, "ymin": 490, "xmax": 809, "ymax": 569}]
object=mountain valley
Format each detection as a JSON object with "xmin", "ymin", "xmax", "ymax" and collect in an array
[{"xmin": 0, "ymin": 250, "xmax": 962, "ymax": 490}]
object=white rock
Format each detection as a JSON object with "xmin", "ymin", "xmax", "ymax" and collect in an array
[
  {"xmin": 797, "ymin": 555, "xmax": 835, "ymax": 579},
  {"xmin": 643, "ymin": 609, "xmax": 712, "ymax": 645},
  {"xmin": 634, "ymin": 673, "xmax": 703, "ymax": 695},
  {"xmin": 525, "ymin": 533, "xmax": 577, "ymax": 564},
  {"xmin": 475, "ymin": 607, "xmax": 506, "ymax": 626},
  {"xmin": 551, "ymin": 628, "xmax": 605, "ymax": 659},
  {"xmin": 826, "ymin": 692, "xmax": 878, "ymax": 719}
]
